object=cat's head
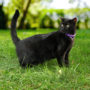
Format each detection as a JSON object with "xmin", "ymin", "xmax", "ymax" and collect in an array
[{"xmin": 60, "ymin": 17, "xmax": 77, "ymax": 34}]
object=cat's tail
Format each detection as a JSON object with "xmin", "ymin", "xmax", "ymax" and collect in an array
[{"xmin": 11, "ymin": 10, "xmax": 20, "ymax": 45}]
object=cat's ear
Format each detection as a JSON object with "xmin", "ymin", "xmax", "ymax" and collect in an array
[
  {"xmin": 73, "ymin": 17, "xmax": 77, "ymax": 23},
  {"xmin": 60, "ymin": 17, "xmax": 65, "ymax": 22}
]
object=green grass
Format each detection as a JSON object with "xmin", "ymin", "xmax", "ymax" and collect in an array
[{"xmin": 0, "ymin": 29, "xmax": 90, "ymax": 90}]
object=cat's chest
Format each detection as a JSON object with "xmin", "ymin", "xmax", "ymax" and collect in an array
[{"xmin": 70, "ymin": 37, "xmax": 75, "ymax": 41}]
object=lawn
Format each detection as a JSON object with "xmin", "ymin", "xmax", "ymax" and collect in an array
[{"xmin": 0, "ymin": 29, "xmax": 90, "ymax": 90}]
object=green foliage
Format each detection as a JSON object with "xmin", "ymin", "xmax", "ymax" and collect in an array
[
  {"xmin": 65, "ymin": 8, "xmax": 90, "ymax": 16},
  {"xmin": 0, "ymin": 29, "xmax": 90, "ymax": 89},
  {"xmin": 4, "ymin": 0, "xmax": 41, "ymax": 29},
  {"xmin": 40, "ymin": 9, "xmax": 64, "ymax": 29},
  {"xmin": 3, "ymin": 0, "xmax": 90, "ymax": 29},
  {"xmin": 65, "ymin": 8, "xmax": 90, "ymax": 29}
]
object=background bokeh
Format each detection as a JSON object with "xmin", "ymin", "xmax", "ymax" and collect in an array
[{"xmin": 0, "ymin": 0, "xmax": 90, "ymax": 29}]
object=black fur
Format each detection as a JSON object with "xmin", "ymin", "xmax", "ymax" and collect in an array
[
  {"xmin": 11, "ymin": 10, "xmax": 77, "ymax": 67},
  {"xmin": 11, "ymin": 10, "xmax": 20, "ymax": 45}
]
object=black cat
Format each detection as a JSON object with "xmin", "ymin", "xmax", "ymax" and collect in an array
[{"xmin": 11, "ymin": 10, "xmax": 77, "ymax": 67}]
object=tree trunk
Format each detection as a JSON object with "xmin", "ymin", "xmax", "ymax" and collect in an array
[
  {"xmin": 19, "ymin": 0, "xmax": 31, "ymax": 29},
  {"xmin": 85, "ymin": 19, "xmax": 88, "ymax": 29},
  {"xmin": 76, "ymin": 20, "xmax": 80, "ymax": 29}
]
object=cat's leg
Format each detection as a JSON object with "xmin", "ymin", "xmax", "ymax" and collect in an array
[
  {"xmin": 56, "ymin": 54, "xmax": 65, "ymax": 67},
  {"xmin": 56, "ymin": 45, "xmax": 67, "ymax": 67},
  {"xmin": 64, "ymin": 49, "xmax": 71, "ymax": 67},
  {"xmin": 19, "ymin": 59, "xmax": 27, "ymax": 67},
  {"xmin": 19, "ymin": 56, "xmax": 34, "ymax": 68}
]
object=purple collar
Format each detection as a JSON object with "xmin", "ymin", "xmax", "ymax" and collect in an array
[{"xmin": 65, "ymin": 33, "xmax": 76, "ymax": 38}]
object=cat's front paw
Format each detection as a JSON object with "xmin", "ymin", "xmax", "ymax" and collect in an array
[
  {"xmin": 58, "ymin": 64, "xmax": 63, "ymax": 67},
  {"xmin": 64, "ymin": 60, "xmax": 69, "ymax": 67}
]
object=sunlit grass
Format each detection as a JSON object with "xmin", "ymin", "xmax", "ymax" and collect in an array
[{"xmin": 0, "ymin": 29, "xmax": 90, "ymax": 89}]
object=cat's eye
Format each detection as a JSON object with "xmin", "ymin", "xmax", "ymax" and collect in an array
[
  {"xmin": 61, "ymin": 24, "xmax": 64, "ymax": 27},
  {"xmin": 66, "ymin": 24, "xmax": 69, "ymax": 28}
]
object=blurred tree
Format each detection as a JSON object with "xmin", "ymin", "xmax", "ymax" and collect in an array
[
  {"xmin": 76, "ymin": 19, "xmax": 81, "ymax": 29},
  {"xmin": 19, "ymin": 0, "xmax": 31, "ymax": 29},
  {"xmin": 40, "ymin": 9, "xmax": 64, "ymax": 29},
  {"xmin": 0, "ymin": 4, "xmax": 7, "ymax": 29},
  {"xmin": 6, "ymin": 0, "xmax": 52, "ymax": 29},
  {"xmin": 80, "ymin": 11, "xmax": 90, "ymax": 29},
  {"xmin": 85, "ymin": 17, "xmax": 88, "ymax": 29},
  {"xmin": 28, "ymin": 2, "xmax": 44, "ymax": 29},
  {"xmin": 69, "ymin": 0, "xmax": 90, "ymax": 29}
]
